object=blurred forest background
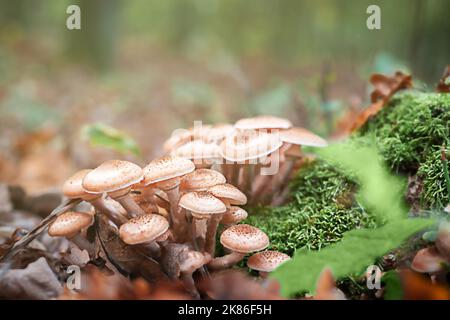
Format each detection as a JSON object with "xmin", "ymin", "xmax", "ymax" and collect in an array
[{"xmin": 0, "ymin": 0, "xmax": 449, "ymax": 194}]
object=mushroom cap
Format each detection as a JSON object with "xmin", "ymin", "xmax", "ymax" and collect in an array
[
  {"xmin": 220, "ymin": 224, "xmax": 269, "ymax": 253},
  {"xmin": 202, "ymin": 124, "xmax": 234, "ymax": 143},
  {"xmin": 284, "ymin": 144, "xmax": 303, "ymax": 158},
  {"xmin": 48, "ymin": 211, "xmax": 93, "ymax": 238},
  {"xmin": 171, "ymin": 140, "xmax": 222, "ymax": 161},
  {"xmin": 163, "ymin": 129, "xmax": 193, "ymax": 152},
  {"xmin": 82, "ymin": 160, "xmax": 143, "ymax": 194},
  {"xmin": 142, "ymin": 156, "xmax": 195, "ymax": 186},
  {"xmin": 208, "ymin": 183, "xmax": 247, "ymax": 205},
  {"xmin": 63, "ymin": 169, "xmax": 96, "ymax": 199},
  {"xmin": 119, "ymin": 214, "xmax": 169, "ymax": 245},
  {"xmin": 179, "ymin": 191, "xmax": 227, "ymax": 216},
  {"xmin": 235, "ymin": 115, "xmax": 292, "ymax": 130},
  {"xmin": 411, "ymin": 247, "xmax": 447, "ymax": 273},
  {"xmin": 221, "ymin": 206, "xmax": 248, "ymax": 225},
  {"xmin": 179, "ymin": 251, "xmax": 212, "ymax": 273},
  {"xmin": 180, "ymin": 169, "xmax": 226, "ymax": 191},
  {"xmin": 220, "ymin": 130, "xmax": 282, "ymax": 162},
  {"xmin": 280, "ymin": 127, "xmax": 328, "ymax": 147},
  {"xmin": 247, "ymin": 250, "xmax": 291, "ymax": 272}
]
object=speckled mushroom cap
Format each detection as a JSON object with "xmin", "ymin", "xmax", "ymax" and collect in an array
[
  {"xmin": 221, "ymin": 206, "xmax": 248, "ymax": 225},
  {"xmin": 63, "ymin": 169, "xmax": 98, "ymax": 200},
  {"xmin": 82, "ymin": 160, "xmax": 143, "ymax": 194},
  {"xmin": 220, "ymin": 224, "xmax": 269, "ymax": 254},
  {"xmin": 171, "ymin": 140, "xmax": 222, "ymax": 161},
  {"xmin": 208, "ymin": 183, "xmax": 247, "ymax": 205},
  {"xmin": 235, "ymin": 115, "xmax": 292, "ymax": 130},
  {"xmin": 142, "ymin": 156, "xmax": 195, "ymax": 186},
  {"xmin": 48, "ymin": 211, "xmax": 93, "ymax": 238},
  {"xmin": 163, "ymin": 129, "xmax": 193, "ymax": 152},
  {"xmin": 200, "ymin": 124, "xmax": 234, "ymax": 143},
  {"xmin": 119, "ymin": 214, "xmax": 169, "ymax": 245},
  {"xmin": 247, "ymin": 250, "xmax": 291, "ymax": 272},
  {"xmin": 180, "ymin": 169, "xmax": 226, "ymax": 191},
  {"xmin": 179, "ymin": 192, "xmax": 227, "ymax": 217},
  {"xmin": 280, "ymin": 127, "xmax": 328, "ymax": 147},
  {"xmin": 220, "ymin": 130, "xmax": 282, "ymax": 162}
]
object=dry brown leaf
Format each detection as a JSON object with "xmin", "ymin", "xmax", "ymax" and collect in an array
[
  {"xmin": 199, "ymin": 269, "xmax": 283, "ymax": 300},
  {"xmin": 400, "ymin": 270, "xmax": 450, "ymax": 300},
  {"xmin": 314, "ymin": 268, "xmax": 346, "ymax": 300},
  {"xmin": 436, "ymin": 66, "xmax": 450, "ymax": 93},
  {"xmin": 60, "ymin": 265, "xmax": 190, "ymax": 300},
  {"xmin": 350, "ymin": 71, "xmax": 412, "ymax": 132}
]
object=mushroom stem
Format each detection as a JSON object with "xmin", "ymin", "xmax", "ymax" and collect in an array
[
  {"xmin": 181, "ymin": 272, "xmax": 200, "ymax": 299},
  {"xmin": 166, "ymin": 187, "xmax": 184, "ymax": 237},
  {"xmin": 204, "ymin": 214, "xmax": 223, "ymax": 257},
  {"xmin": 115, "ymin": 193, "xmax": 146, "ymax": 218},
  {"xmin": 207, "ymin": 251, "xmax": 246, "ymax": 270},
  {"xmin": 270, "ymin": 158, "xmax": 295, "ymax": 195},
  {"xmin": 90, "ymin": 197, "xmax": 128, "ymax": 226},
  {"xmin": 69, "ymin": 233, "xmax": 95, "ymax": 255},
  {"xmin": 144, "ymin": 241, "xmax": 161, "ymax": 258},
  {"xmin": 191, "ymin": 217, "xmax": 207, "ymax": 250}
]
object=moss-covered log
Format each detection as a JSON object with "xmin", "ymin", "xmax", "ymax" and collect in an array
[{"xmin": 249, "ymin": 91, "xmax": 449, "ymax": 254}]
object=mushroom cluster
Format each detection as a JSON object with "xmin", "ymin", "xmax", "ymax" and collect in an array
[
  {"xmin": 163, "ymin": 115, "xmax": 328, "ymax": 205},
  {"xmin": 45, "ymin": 115, "xmax": 321, "ymax": 297},
  {"xmin": 50, "ymin": 150, "xmax": 290, "ymax": 297}
]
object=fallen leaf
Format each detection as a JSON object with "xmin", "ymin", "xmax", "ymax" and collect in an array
[
  {"xmin": 351, "ymin": 71, "xmax": 412, "ymax": 131},
  {"xmin": 436, "ymin": 66, "xmax": 450, "ymax": 93}
]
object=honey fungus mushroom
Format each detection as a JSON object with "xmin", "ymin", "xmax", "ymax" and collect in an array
[
  {"xmin": 179, "ymin": 191, "xmax": 226, "ymax": 250},
  {"xmin": 48, "ymin": 210, "xmax": 94, "ymax": 254},
  {"xmin": 208, "ymin": 224, "xmax": 269, "ymax": 270},
  {"xmin": 82, "ymin": 160, "xmax": 145, "ymax": 217},
  {"xmin": 119, "ymin": 213, "xmax": 169, "ymax": 256},
  {"xmin": 247, "ymin": 250, "xmax": 291, "ymax": 278},
  {"xmin": 63, "ymin": 169, "xmax": 127, "ymax": 226}
]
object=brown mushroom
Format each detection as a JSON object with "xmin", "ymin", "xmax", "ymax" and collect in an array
[
  {"xmin": 247, "ymin": 250, "xmax": 290, "ymax": 278},
  {"xmin": 48, "ymin": 211, "xmax": 94, "ymax": 254},
  {"xmin": 179, "ymin": 191, "xmax": 226, "ymax": 250},
  {"xmin": 208, "ymin": 224, "xmax": 269, "ymax": 270},
  {"xmin": 180, "ymin": 168, "xmax": 226, "ymax": 192},
  {"xmin": 82, "ymin": 160, "xmax": 145, "ymax": 218},
  {"xmin": 63, "ymin": 169, "xmax": 128, "ymax": 226},
  {"xmin": 142, "ymin": 156, "xmax": 195, "ymax": 237},
  {"xmin": 172, "ymin": 140, "xmax": 222, "ymax": 169},
  {"xmin": 119, "ymin": 213, "xmax": 169, "ymax": 257}
]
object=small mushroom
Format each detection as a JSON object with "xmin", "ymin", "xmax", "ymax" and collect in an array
[
  {"xmin": 179, "ymin": 191, "xmax": 226, "ymax": 250},
  {"xmin": 180, "ymin": 168, "xmax": 226, "ymax": 192},
  {"xmin": 82, "ymin": 160, "xmax": 145, "ymax": 217},
  {"xmin": 63, "ymin": 169, "xmax": 128, "ymax": 226},
  {"xmin": 208, "ymin": 183, "xmax": 247, "ymax": 207},
  {"xmin": 208, "ymin": 224, "xmax": 269, "ymax": 270},
  {"xmin": 119, "ymin": 214, "xmax": 169, "ymax": 257},
  {"xmin": 142, "ymin": 156, "xmax": 195, "ymax": 237},
  {"xmin": 220, "ymin": 206, "xmax": 248, "ymax": 227},
  {"xmin": 178, "ymin": 250, "xmax": 212, "ymax": 298},
  {"xmin": 234, "ymin": 115, "xmax": 292, "ymax": 131},
  {"xmin": 247, "ymin": 250, "xmax": 290, "ymax": 278},
  {"xmin": 220, "ymin": 130, "xmax": 282, "ymax": 189},
  {"xmin": 411, "ymin": 247, "xmax": 447, "ymax": 273},
  {"xmin": 171, "ymin": 140, "xmax": 222, "ymax": 169},
  {"xmin": 48, "ymin": 211, "xmax": 94, "ymax": 254}
]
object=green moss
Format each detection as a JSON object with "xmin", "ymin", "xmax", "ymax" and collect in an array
[
  {"xmin": 247, "ymin": 160, "xmax": 377, "ymax": 255},
  {"xmin": 417, "ymin": 148, "xmax": 450, "ymax": 208},
  {"xmin": 249, "ymin": 91, "xmax": 449, "ymax": 254},
  {"xmin": 358, "ymin": 91, "xmax": 450, "ymax": 208}
]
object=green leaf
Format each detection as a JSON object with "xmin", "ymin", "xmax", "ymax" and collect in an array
[
  {"xmin": 271, "ymin": 218, "xmax": 434, "ymax": 297},
  {"xmin": 319, "ymin": 140, "xmax": 407, "ymax": 222},
  {"xmin": 382, "ymin": 270, "xmax": 404, "ymax": 300},
  {"xmin": 270, "ymin": 141, "xmax": 435, "ymax": 297},
  {"xmin": 82, "ymin": 123, "xmax": 141, "ymax": 156}
]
